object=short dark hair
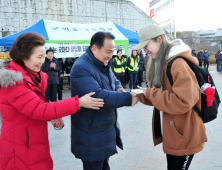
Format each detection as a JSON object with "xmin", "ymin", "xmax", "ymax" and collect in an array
[
  {"xmin": 90, "ymin": 32, "xmax": 115, "ymax": 49},
  {"xmin": 192, "ymin": 50, "xmax": 195, "ymax": 52},
  {"xmin": 205, "ymin": 49, "xmax": 207, "ymax": 51},
  {"xmin": 10, "ymin": 32, "xmax": 45, "ymax": 65},
  {"xmin": 46, "ymin": 48, "xmax": 54, "ymax": 54},
  {"xmin": 117, "ymin": 49, "xmax": 122, "ymax": 54}
]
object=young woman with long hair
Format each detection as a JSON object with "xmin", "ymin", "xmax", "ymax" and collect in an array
[{"xmin": 134, "ymin": 24, "xmax": 207, "ymax": 170}]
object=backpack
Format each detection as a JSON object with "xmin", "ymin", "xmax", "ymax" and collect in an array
[{"xmin": 167, "ymin": 56, "xmax": 221, "ymax": 123}]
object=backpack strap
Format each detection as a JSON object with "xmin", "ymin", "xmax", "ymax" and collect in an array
[
  {"xmin": 166, "ymin": 57, "xmax": 179, "ymax": 86},
  {"xmin": 166, "ymin": 56, "xmax": 203, "ymax": 118}
]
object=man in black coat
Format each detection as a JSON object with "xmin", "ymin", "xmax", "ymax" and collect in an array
[
  {"xmin": 197, "ymin": 48, "xmax": 204, "ymax": 67},
  {"xmin": 215, "ymin": 50, "xmax": 221, "ymax": 72},
  {"xmin": 70, "ymin": 32, "xmax": 138, "ymax": 170},
  {"xmin": 41, "ymin": 49, "xmax": 61, "ymax": 102},
  {"xmin": 191, "ymin": 50, "xmax": 197, "ymax": 57}
]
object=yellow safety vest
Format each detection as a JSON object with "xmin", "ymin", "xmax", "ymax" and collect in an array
[
  {"xmin": 128, "ymin": 56, "xmax": 140, "ymax": 71},
  {"xmin": 123, "ymin": 58, "xmax": 128, "ymax": 69},
  {"xmin": 113, "ymin": 58, "xmax": 125, "ymax": 73}
]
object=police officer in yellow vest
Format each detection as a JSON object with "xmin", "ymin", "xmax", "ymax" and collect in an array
[
  {"xmin": 127, "ymin": 50, "xmax": 140, "ymax": 90},
  {"xmin": 113, "ymin": 50, "xmax": 127, "ymax": 88}
]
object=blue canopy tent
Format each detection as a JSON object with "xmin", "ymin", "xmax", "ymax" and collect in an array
[
  {"xmin": 0, "ymin": 19, "xmax": 139, "ymax": 57},
  {"xmin": 0, "ymin": 20, "xmax": 49, "ymax": 47}
]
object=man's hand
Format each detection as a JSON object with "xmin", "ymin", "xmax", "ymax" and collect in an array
[
  {"xmin": 117, "ymin": 88, "xmax": 126, "ymax": 92},
  {"xmin": 50, "ymin": 62, "xmax": 56, "ymax": 69},
  {"xmin": 53, "ymin": 63, "xmax": 56, "ymax": 69},
  {"xmin": 50, "ymin": 62, "xmax": 54, "ymax": 68},
  {"xmin": 131, "ymin": 92, "xmax": 139, "ymax": 106}
]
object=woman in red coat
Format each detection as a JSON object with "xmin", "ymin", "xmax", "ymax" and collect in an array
[{"xmin": 0, "ymin": 33, "xmax": 104, "ymax": 170}]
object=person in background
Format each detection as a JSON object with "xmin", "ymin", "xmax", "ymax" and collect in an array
[
  {"xmin": 109, "ymin": 55, "xmax": 115, "ymax": 72},
  {"xmin": 191, "ymin": 49, "xmax": 196, "ymax": 57},
  {"xmin": 215, "ymin": 50, "xmax": 221, "ymax": 72},
  {"xmin": 216, "ymin": 50, "xmax": 222, "ymax": 74},
  {"xmin": 124, "ymin": 55, "xmax": 129, "ymax": 86},
  {"xmin": 137, "ymin": 49, "xmax": 145, "ymax": 87},
  {"xmin": 57, "ymin": 58, "xmax": 63, "ymax": 100},
  {"xmin": 203, "ymin": 49, "xmax": 210, "ymax": 70},
  {"xmin": 127, "ymin": 50, "xmax": 140, "ymax": 90},
  {"xmin": 65, "ymin": 57, "xmax": 74, "ymax": 74},
  {"xmin": 0, "ymin": 32, "xmax": 104, "ymax": 170},
  {"xmin": 143, "ymin": 49, "xmax": 150, "ymax": 87},
  {"xmin": 59, "ymin": 58, "xmax": 66, "ymax": 74},
  {"xmin": 113, "ymin": 49, "xmax": 126, "ymax": 88},
  {"xmin": 65, "ymin": 57, "xmax": 74, "ymax": 85},
  {"xmin": 143, "ymin": 50, "xmax": 150, "ymax": 71},
  {"xmin": 197, "ymin": 48, "xmax": 204, "ymax": 67},
  {"xmin": 41, "ymin": 49, "xmax": 60, "ymax": 102}
]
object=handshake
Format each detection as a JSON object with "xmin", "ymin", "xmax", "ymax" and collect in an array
[
  {"xmin": 117, "ymin": 88, "xmax": 139, "ymax": 107},
  {"xmin": 133, "ymin": 67, "xmax": 139, "ymax": 71},
  {"xmin": 131, "ymin": 92, "xmax": 139, "ymax": 106}
]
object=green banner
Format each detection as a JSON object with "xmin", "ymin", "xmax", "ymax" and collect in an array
[{"xmin": 45, "ymin": 40, "xmax": 129, "ymax": 58}]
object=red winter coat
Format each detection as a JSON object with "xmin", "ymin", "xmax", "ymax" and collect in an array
[{"xmin": 0, "ymin": 61, "xmax": 80, "ymax": 170}]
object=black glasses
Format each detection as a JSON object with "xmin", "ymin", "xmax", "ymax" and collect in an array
[{"xmin": 143, "ymin": 45, "xmax": 148, "ymax": 51}]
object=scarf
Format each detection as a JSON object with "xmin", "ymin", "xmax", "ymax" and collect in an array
[{"xmin": 23, "ymin": 66, "xmax": 42, "ymax": 91}]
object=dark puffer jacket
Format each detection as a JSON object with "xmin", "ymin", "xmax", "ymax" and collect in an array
[
  {"xmin": 197, "ymin": 51, "xmax": 204, "ymax": 60},
  {"xmin": 217, "ymin": 53, "xmax": 222, "ymax": 65},
  {"xmin": 70, "ymin": 47, "xmax": 132, "ymax": 162},
  {"xmin": 41, "ymin": 57, "xmax": 61, "ymax": 85}
]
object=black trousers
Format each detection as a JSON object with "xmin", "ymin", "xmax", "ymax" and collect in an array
[
  {"xmin": 199, "ymin": 60, "xmax": 203, "ymax": 67},
  {"xmin": 204, "ymin": 60, "xmax": 209, "ymax": 70},
  {"xmin": 137, "ymin": 70, "xmax": 143, "ymax": 86},
  {"xmin": 82, "ymin": 158, "xmax": 110, "ymax": 170},
  {"xmin": 125, "ymin": 69, "xmax": 129, "ymax": 84},
  {"xmin": 57, "ymin": 81, "xmax": 63, "ymax": 100},
  {"xmin": 45, "ymin": 84, "xmax": 57, "ymax": 102},
  {"xmin": 166, "ymin": 154, "xmax": 194, "ymax": 170},
  {"xmin": 116, "ymin": 75, "xmax": 125, "ymax": 88}
]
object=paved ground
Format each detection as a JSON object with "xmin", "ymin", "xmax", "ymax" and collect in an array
[{"xmin": 1, "ymin": 65, "xmax": 222, "ymax": 170}]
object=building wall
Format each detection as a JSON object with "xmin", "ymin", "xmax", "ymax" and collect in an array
[
  {"xmin": 197, "ymin": 29, "xmax": 222, "ymax": 39},
  {"xmin": 0, "ymin": 0, "xmax": 174, "ymax": 40}
]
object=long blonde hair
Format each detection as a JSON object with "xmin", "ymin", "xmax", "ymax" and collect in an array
[{"xmin": 146, "ymin": 35, "xmax": 174, "ymax": 88}]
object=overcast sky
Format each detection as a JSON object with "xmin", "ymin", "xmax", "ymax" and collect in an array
[{"xmin": 130, "ymin": 0, "xmax": 222, "ymax": 31}]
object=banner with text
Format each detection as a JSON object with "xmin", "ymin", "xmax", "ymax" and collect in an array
[{"xmin": 45, "ymin": 40, "xmax": 128, "ymax": 58}]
